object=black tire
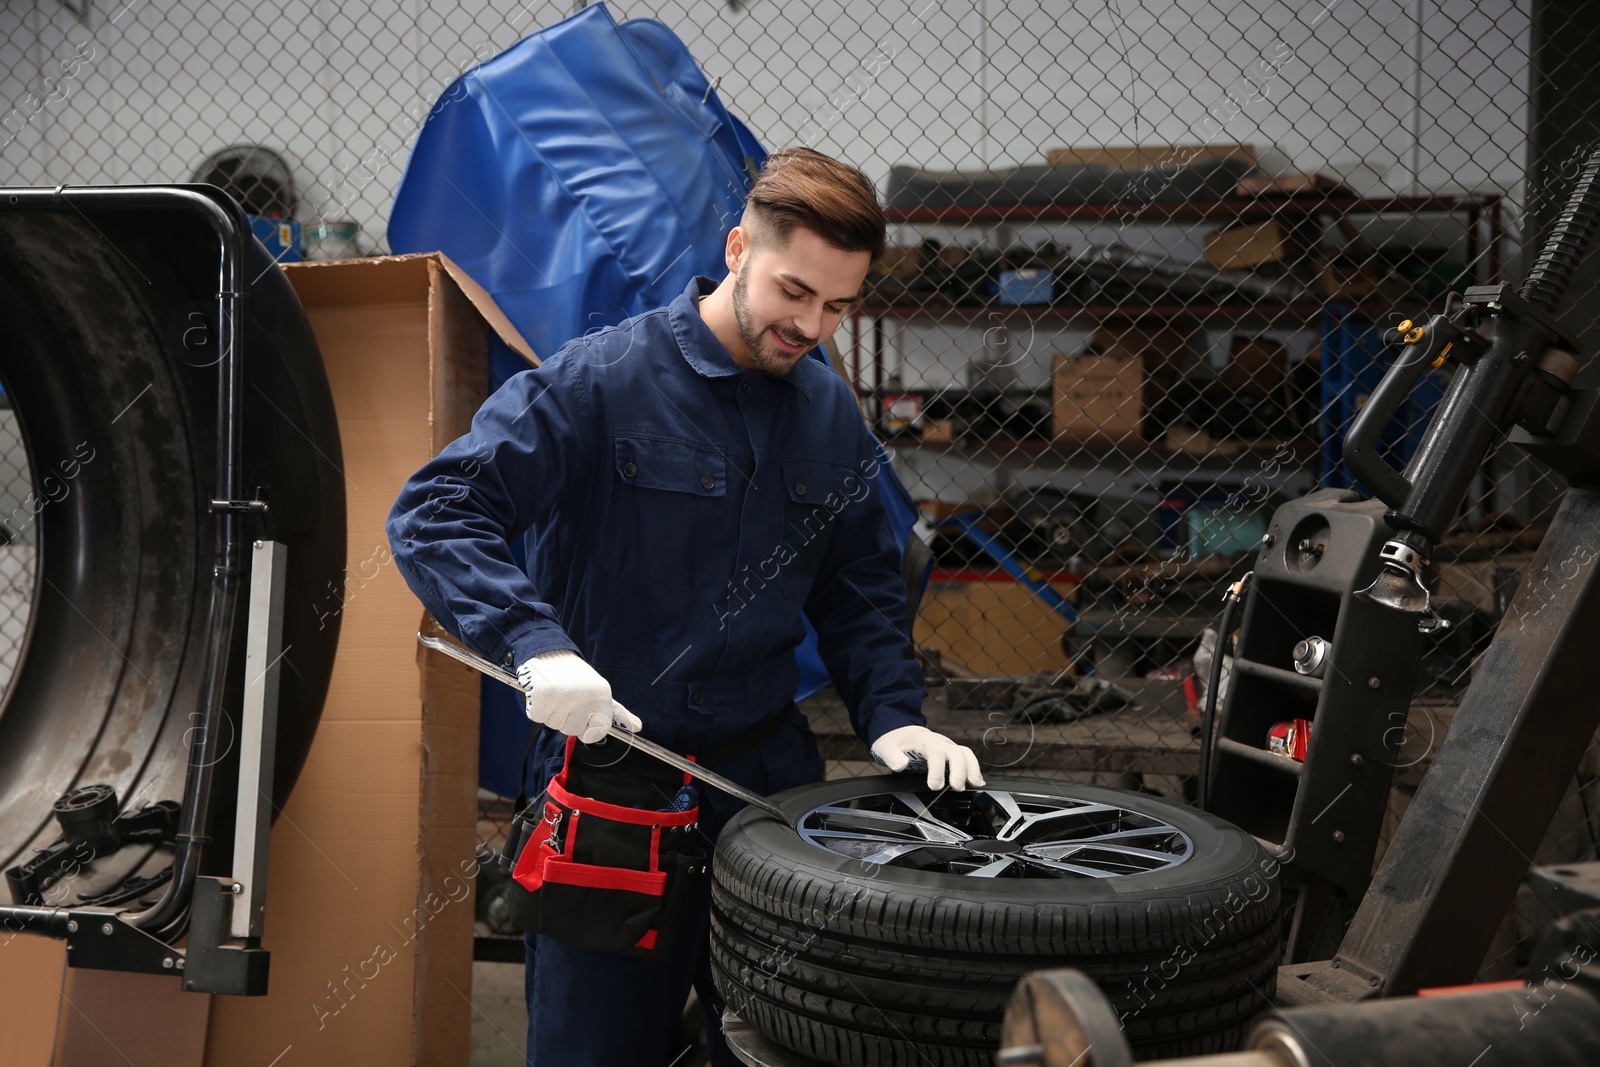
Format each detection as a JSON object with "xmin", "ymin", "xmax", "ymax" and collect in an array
[
  {"xmin": 0, "ymin": 199, "xmax": 344, "ymax": 885},
  {"xmin": 711, "ymin": 774, "xmax": 1283, "ymax": 1065}
]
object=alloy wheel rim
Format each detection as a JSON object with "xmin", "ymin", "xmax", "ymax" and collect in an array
[{"xmin": 795, "ymin": 788, "xmax": 1194, "ymax": 878}]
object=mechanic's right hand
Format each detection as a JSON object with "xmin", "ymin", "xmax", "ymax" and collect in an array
[{"xmin": 516, "ymin": 649, "xmax": 643, "ymax": 744}]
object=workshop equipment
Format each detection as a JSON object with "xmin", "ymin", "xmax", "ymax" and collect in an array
[
  {"xmin": 1203, "ymin": 142, "xmax": 1600, "ymax": 1000},
  {"xmin": 5, "ymin": 786, "xmax": 179, "ymax": 907},
  {"xmin": 0, "ymin": 183, "xmax": 344, "ymax": 997},
  {"xmin": 417, "ymin": 633, "xmax": 788, "ymax": 822},
  {"xmin": 997, "ymin": 964, "xmax": 1600, "ymax": 1067}
]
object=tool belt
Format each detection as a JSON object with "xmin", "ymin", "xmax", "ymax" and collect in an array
[
  {"xmin": 501, "ymin": 733, "xmax": 706, "ymax": 958},
  {"xmin": 497, "ymin": 702, "xmax": 795, "ymax": 958}
]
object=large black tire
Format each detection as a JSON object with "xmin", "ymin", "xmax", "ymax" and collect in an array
[
  {"xmin": 711, "ymin": 774, "xmax": 1283, "ymax": 1065},
  {"xmin": 0, "ymin": 196, "xmax": 344, "ymax": 888}
]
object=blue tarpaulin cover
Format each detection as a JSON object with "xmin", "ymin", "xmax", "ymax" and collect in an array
[{"xmin": 387, "ymin": 3, "xmax": 926, "ymax": 796}]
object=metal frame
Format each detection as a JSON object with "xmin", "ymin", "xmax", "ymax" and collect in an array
[
  {"xmin": 231, "ymin": 538, "xmax": 287, "ymax": 940},
  {"xmin": 0, "ymin": 536, "xmax": 286, "ymax": 994}
]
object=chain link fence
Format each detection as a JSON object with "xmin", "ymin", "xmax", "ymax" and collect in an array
[{"xmin": 3, "ymin": 0, "xmax": 1596, "ymax": 981}]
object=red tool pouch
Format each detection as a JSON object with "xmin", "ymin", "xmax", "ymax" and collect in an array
[{"xmin": 501, "ymin": 734, "xmax": 706, "ymax": 959}]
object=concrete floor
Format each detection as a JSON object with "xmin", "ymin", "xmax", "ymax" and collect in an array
[
  {"xmin": 469, "ymin": 958, "xmax": 714, "ymax": 1067},
  {"xmin": 470, "ymin": 961, "xmax": 528, "ymax": 1066}
]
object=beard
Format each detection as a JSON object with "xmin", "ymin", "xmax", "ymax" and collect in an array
[{"xmin": 732, "ymin": 262, "xmax": 815, "ymax": 375}]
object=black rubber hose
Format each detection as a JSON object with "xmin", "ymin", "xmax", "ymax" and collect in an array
[
  {"xmin": 1522, "ymin": 144, "xmax": 1600, "ymax": 312},
  {"xmin": 1198, "ymin": 575, "xmax": 1249, "ymax": 811}
]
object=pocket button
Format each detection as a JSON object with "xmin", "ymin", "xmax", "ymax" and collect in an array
[
  {"xmin": 794, "ymin": 482, "xmax": 807, "ymax": 496},
  {"xmin": 701, "ymin": 475, "xmax": 715, "ymax": 490},
  {"xmin": 623, "ymin": 462, "xmax": 638, "ymax": 478}
]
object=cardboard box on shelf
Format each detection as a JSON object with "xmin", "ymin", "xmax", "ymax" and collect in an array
[
  {"xmin": 877, "ymin": 245, "xmax": 921, "ymax": 279},
  {"xmin": 1046, "ymin": 143, "xmax": 1257, "ymax": 170},
  {"xmin": 1204, "ymin": 219, "xmax": 1306, "ymax": 269},
  {"xmin": 1318, "ymin": 253, "xmax": 1382, "ymax": 298},
  {"xmin": 1162, "ymin": 424, "xmax": 1295, "ymax": 457},
  {"xmin": 1223, "ymin": 334, "xmax": 1290, "ymax": 399},
  {"xmin": 914, "ymin": 578, "xmax": 1075, "ymax": 676},
  {"xmin": 1091, "ymin": 319, "xmax": 1196, "ymax": 384},
  {"xmin": 1235, "ymin": 172, "xmax": 1355, "ymax": 197},
  {"xmin": 1052, "ymin": 353, "xmax": 1143, "ymax": 442}
]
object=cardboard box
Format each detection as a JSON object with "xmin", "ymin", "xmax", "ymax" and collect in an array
[
  {"xmin": 1046, "ymin": 142, "xmax": 1257, "ymax": 171},
  {"xmin": 876, "ymin": 245, "xmax": 921, "ymax": 279},
  {"xmin": 1091, "ymin": 319, "xmax": 1194, "ymax": 383},
  {"xmin": 1204, "ymin": 219, "xmax": 1303, "ymax": 269},
  {"xmin": 1318, "ymin": 254, "xmax": 1381, "ymax": 298},
  {"xmin": 1235, "ymin": 172, "xmax": 1354, "ymax": 197},
  {"xmin": 1052, "ymin": 354, "xmax": 1142, "ymax": 442},
  {"xmin": 1223, "ymin": 334, "xmax": 1290, "ymax": 399},
  {"xmin": 201, "ymin": 253, "xmax": 534, "ymax": 1066},
  {"xmin": 914, "ymin": 579, "xmax": 1075, "ymax": 676}
]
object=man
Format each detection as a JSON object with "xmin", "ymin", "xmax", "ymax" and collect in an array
[{"xmin": 386, "ymin": 147, "xmax": 983, "ymax": 1066}]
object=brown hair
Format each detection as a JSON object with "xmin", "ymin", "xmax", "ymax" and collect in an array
[{"xmin": 744, "ymin": 147, "xmax": 886, "ymax": 262}]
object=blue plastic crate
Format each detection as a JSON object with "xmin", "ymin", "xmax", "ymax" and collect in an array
[
  {"xmin": 249, "ymin": 215, "xmax": 302, "ymax": 264},
  {"xmin": 994, "ymin": 268, "xmax": 1054, "ymax": 305}
]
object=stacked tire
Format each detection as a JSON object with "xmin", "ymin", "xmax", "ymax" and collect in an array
[{"xmin": 711, "ymin": 775, "xmax": 1283, "ymax": 1064}]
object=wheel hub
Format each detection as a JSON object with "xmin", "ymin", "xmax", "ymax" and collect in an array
[{"xmin": 965, "ymin": 838, "xmax": 1021, "ymax": 854}]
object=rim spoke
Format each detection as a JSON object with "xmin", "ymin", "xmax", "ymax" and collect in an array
[
  {"xmin": 1063, "ymin": 827, "xmax": 1184, "ymax": 845},
  {"xmin": 806, "ymin": 829, "xmax": 925, "ymax": 845},
  {"xmin": 1014, "ymin": 854, "xmax": 1121, "ymax": 879},
  {"xmin": 968, "ymin": 857, "xmax": 1015, "ymax": 878},
  {"xmin": 1076, "ymin": 843, "xmax": 1187, "ymax": 863},
  {"xmin": 810, "ymin": 804, "xmax": 967, "ymax": 843},
  {"xmin": 983, "ymin": 789, "xmax": 1027, "ymax": 837},
  {"xmin": 1006, "ymin": 802, "xmax": 1121, "ymax": 837},
  {"xmin": 889, "ymin": 791, "xmax": 974, "ymax": 841},
  {"xmin": 855, "ymin": 842, "xmax": 932, "ymax": 865},
  {"xmin": 1025, "ymin": 842, "xmax": 1183, "ymax": 869}
]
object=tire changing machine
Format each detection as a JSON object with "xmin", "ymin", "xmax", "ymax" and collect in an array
[
  {"xmin": 993, "ymin": 149, "xmax": 1600, "ymax": 1064},
  {"xmin": 0, "ymin": 188, "xmax": 293, "ymax": 996}
]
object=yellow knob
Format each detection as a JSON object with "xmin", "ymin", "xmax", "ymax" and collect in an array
[{"xmin": 1404, "ymin": 326, "xmax": 1425, "ymax": 344}]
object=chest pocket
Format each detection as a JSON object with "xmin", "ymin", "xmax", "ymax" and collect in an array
[
  {"xmin": 778, "ymin": 459, "xmax": 859, "ymax": 601},
  {"xmin": 600, "ymin": 437, "xmax": 726, "ymax": 591}
]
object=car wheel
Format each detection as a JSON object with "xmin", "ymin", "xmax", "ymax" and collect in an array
[{"xmin": 711, "ymin": 773, "xmax": 1283, "ymax": 1065}]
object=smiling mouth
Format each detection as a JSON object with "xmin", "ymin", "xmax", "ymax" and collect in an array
[{"xmin": 770, "ymin": 328, "xmax": 811, "ymax": 354}]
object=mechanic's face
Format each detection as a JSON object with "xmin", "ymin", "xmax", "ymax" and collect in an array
[{"xmin": 729, "ymin": 226, "xmax": 870, "ymax": 375}]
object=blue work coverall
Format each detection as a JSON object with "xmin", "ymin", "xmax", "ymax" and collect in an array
[{"xmin": 386, "ymin": 275, "xmax": 927, "ymax": 1065}]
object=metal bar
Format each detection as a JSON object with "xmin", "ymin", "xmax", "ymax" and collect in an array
[
  {"xmin": 415, "ymin": 634, "xmax": 788, "ymax": 822},
  {"xmin": 1229, "ymin": 658, "xmax": 1324, "ymax": 693},
  {"xmin": 231, "ymin": 539, "xmax": 287, "ymax": 938},
  {"xmin": 940, "ymin": 512, "xmax": 1102, "ymax": 633},
  {"xmin": 1215, "ymin": 737, "xmax": 1305, "ymax": 777},
  {"xmin": 1331, "ymin": 487, "xmax": 1600, "ymax": 994}
]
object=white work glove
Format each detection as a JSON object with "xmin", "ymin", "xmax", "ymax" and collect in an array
[
  {"xmin": 516, "ymin": 649, "xmax": 643, "ymax": 745},
  {"xmin": 870, "ymin": 725, "xmax": 986, "ymax": 791}
]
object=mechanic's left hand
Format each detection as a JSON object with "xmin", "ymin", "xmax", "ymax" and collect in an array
[{"xmin": 871, "ymin": 725, "xmax": 986, "ymax": 791}]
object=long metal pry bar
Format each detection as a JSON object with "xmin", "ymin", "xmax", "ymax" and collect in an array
[{"xmin": 416, "ymin": 633, "xmax": 787, "ymax": 821}]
